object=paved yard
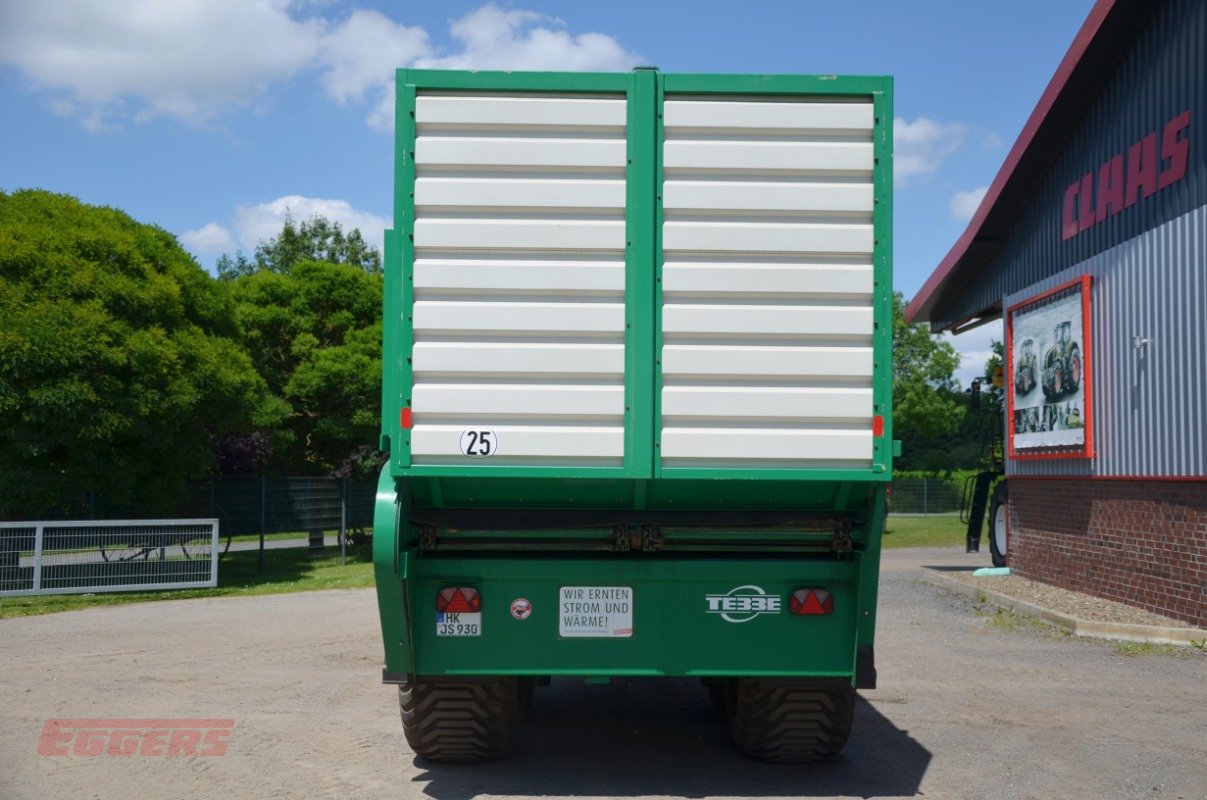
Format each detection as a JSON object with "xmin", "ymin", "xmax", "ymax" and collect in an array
[{"xmin": 1, "ymin": 547, "xmax": 1203, "ymax": 800}]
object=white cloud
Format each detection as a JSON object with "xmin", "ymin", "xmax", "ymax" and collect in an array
[
  {"xmin": 319, "ymin": 4, "xmax": 643, "ymax": 131},
  {"xmin": 231, "ymin": 195, "xmax": 390, "ymax": 252},
  {"xmin": 0, "ymin": 2, "xmax": 640, "ymax": 131},
  {"xmin": 318, "ymin": 9, "xmax": 431, "ymax": 131},
  {"xmin": 942, "ymin": 323, "xmax": 1003, "ymax": 389},
  {"xmin": 949, "ymin": 185, "xmax": 989, "ymax": 221},
  {"xmin": 894, "ymin": 117, "xmax": 968, "ymax": 185},
  {"xmin": 180, "ymin": 222, "xmax": 237, "ymax": 256},
  {"xmin": 0, "ymin": 0, "xmax": 322, "ymax": 126},
  {"xmin": 415, "ymin": 5, "xmax": 641, "ymax": 72}
]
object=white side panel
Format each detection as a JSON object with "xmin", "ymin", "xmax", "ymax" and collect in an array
[
  {"xmin": 417, "ymin": 95, "xmax": 626, "ymax": 129},
  {"xmin": 661, "ymin": 95, "xmax": 877, "ymax": 469},
  {"xmin": 660, "ymin": 429, "xmax": 872, "ymax": 463},
  {"xmin": 662, "ymin": 100, "xmax": 874, "ymax": 132},
  {"xmin": 412, "ymin": 92, "xmax": 628, "ymax": 467},
  {"xmin": 664, "ymin": 305, "xmax": 872, "ymax": 337},
  {"xmin": 662, "ymin": 387, "xmax": 872, "ymax": 420},
  {"xmin": 663, "ymin": 262, "xmax": 873, "ymax": 296},
  {"xmin": 662, "ymin": 181, "xmax": 872, "ymax": 213},
  {"xmin": 662, "ymin": 345, "xmax": 873, "ymax": 380},
  {"xmin": 664, "ymin": 141, "xmax": 873, "ymax": 173},
  {"xmin": 412, "ymin": 342, "xmax": 624, "ymax": 377},
  {"xmin": 412, "ymin": 425, "xmax": 623, "ymax": 464}
]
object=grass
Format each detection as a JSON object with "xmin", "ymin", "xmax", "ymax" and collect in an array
[
  {"xmin": 881, "ymin": 513, "xmax": 967, "ymax": 548},
  {"xmin": 1110, "ymin": 641, "xmax": 1191, "ymax": 657},
  {"xmin": 0, "ymin": 543, "xmax": 374, "ymax": 619}
]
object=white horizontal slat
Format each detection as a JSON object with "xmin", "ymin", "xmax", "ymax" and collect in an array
[
  {"xmin": 661, "ymin": 345, "xmax": 872, "ymax": 379},
  {"xmin": 417, "ymin": 137, "xmax": 626, "ymax": 169},
  {"xmin": 664, "ymin": 101, "xmax": 873, "ymax": 132},
  {"xmin": 417, "ymin": 96, "xmax": 626, "ymax": 128},
  {"xmin": 414, "ymin": 218, "xmax": 625, "ymax": 251},
  {"xmin": 414, "ymin": 259, "xmax": 625, "ymax": 293},
  {"xmin": 660, "ymin": 428, "xmax": 872, "ymax": 461},
  {"xmin": 663, "ymin": 305, "xmax": 872, "ymax": 337},
  {"xmin": 416, "ymin": 177, "xmax": 626, "ymax": 210},
  {"xmin": 663, "ymin": 221, "xmax": 872, "ymax": 254},
  {"xmin": 664, "ymin": 141, "xmax": 873, "ymax": 172},
  {"xmin": 413, "ymin": 342, "xmax": 624, "ymax": 376},
  {"xmin": 414, "ymin": 301, "xmax": 625, "ymax": 334},
  {"xmin": 412, "ymin": 425, "xmax": 624, "ymax": 458},
  {"xmin": 662, "ymin": 387, "xmax": 872, "ymax": 419},
  {"xmin": 413, "ymin": 385, "xmax": 624, "ymax": 417},
  {"xmin": 663, "ymin": 263, "xmax": 873, "ymax": 296},
  {"xmin": 663, "ymin": 181, "xmax": 872, "ymax": 213}
]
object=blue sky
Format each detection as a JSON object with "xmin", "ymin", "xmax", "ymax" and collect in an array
[{"xmin": 0, "ymin": 0, "xmax": 1096, "ymax": 385}]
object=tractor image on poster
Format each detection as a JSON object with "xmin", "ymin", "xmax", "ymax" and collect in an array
[
  {"xmin": 1042, "ymin": 320, "xmax": 1081, "ymax": 399},
  {"xmin": 1013, "ymin": 339, "xmax": 1038, "ymax": 395}
]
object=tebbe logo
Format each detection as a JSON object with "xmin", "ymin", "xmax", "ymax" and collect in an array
[
  {"xmin": 38, "ymin": 719, "xmax": 233, "ymax": 757},
  {"xmin": 1061, "ymin": 110, "xmax": 1191, "ymax": 240},
  {"xmin": 705, "ymin": 585, "xmax": 782, "ymax": 623}
]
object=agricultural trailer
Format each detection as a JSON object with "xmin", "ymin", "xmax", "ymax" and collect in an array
[{"xmin": 373, "ymin": 68, "xmax": 895, "ymax": 763}]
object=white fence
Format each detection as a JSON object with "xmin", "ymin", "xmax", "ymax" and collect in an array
[{"xmin": 0, "ymin": 519, "xmax": 219, "ymax": 596}]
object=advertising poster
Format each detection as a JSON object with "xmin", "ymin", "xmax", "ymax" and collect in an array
[{"xmin": 1007, "ymin": 279, "xmax": 1091, "ymax": 455}]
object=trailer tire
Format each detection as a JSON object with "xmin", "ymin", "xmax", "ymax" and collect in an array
[
  {"xmin": 989, "ymin": 481, "xmax": 1009, "ymax": 568},
  {"xmin": 726, "ymin": 679, "xmax": 854, "ymax": 763},
  {"xmin": 398, "ymin": 679, "xmax": 524, "ymax": 762}
]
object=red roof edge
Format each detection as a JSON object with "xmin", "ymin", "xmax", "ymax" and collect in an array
[{"xmin": 905, "ymin": 0, "xmax": 1118, "ymax": 326}]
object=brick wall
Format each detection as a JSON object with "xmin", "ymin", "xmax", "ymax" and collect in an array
[{"xmin": 1008, "ymin": 479, "xmax": 1206, "ymax": 627}]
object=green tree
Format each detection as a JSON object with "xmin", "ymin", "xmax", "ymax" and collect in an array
[
  {"xmin": 230, "ymin": 254, "xmax": 383, "ymax": 475},
  {"xmin": 891, "ymin": 291, "xmax": 965, "ymax": 470},
  {"xmin": 217, "ymin": 215, "xmax": 381, "ymax": 280},
  {"xmin": 0, "ymin": 190, "xmax": 285, "ymax": 517}
]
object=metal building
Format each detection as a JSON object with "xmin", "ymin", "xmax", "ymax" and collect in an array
[{"xmin": 908, "ymin": 0, "xmax": 1205, "ymax": 626}]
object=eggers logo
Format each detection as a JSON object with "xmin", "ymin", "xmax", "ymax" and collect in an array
[
  {"xmin": 38, "ymin": 719, "xmax": 233, "ymax": 757},
  {"xmin": 705, "ymin": 585, "xmax": 782, "ymax": 623}
]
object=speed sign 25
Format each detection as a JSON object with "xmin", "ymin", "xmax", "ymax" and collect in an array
[{"xmin": 459, "ymin": 429, "xmax": 498, "ymax": 458}]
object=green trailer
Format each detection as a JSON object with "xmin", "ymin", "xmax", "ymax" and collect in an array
[{"xmin": 374, "ymin": 68, "xmax": 894, "ymax": 763}]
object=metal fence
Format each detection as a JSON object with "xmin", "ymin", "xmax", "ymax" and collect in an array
[
  {"xmin": 0, "ymin": 519, "xmax": 219, "ymax": 597},
  {"xmin": 5, "ymin": 476, "xmax": 378, "ymax": 573},
  {"xmin": 888, "ymin": 478, "xmax": 964, "ymax": 515}
]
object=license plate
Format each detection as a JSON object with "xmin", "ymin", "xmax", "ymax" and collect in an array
[{"xmin": 435, "ymin": 611, "xmax": 481, "ymax": 637}]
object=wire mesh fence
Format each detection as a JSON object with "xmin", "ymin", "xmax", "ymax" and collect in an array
[
  {"xmin": 0, "ymin": 520, "xmax": 219, "ymax": 596},
  {"xmin": 4, "ymin": 475, "xmax": 378, "ymax": 573},
  {"xmin": 887, "ymin": 478, "xmax": 964, "ymax": 515}
]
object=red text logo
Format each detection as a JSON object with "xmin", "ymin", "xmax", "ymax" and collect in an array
[
  {"xmin": 1062, "ymin": 110, "xmax": 1191, "ymax": 240},
  {"xmin": 38, "ymin": 719, "xmax": 233, "ymax": 757}
]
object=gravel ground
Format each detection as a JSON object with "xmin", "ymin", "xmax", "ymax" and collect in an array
[
  {"xmin": 937, "ymin": 570, "xmax": 1199, "ymax": 628},
  {"xmin": 1, "ymin": 546, "xmax": 1204, "ymax": 800}
]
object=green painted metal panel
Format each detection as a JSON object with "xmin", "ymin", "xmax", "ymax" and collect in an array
[{"xmin": 408, "ymin": 556, "xmax": 861, "ymax": 677}]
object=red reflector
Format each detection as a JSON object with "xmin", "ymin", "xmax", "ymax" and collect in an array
[
  {"xmin": 401, "ymin": 407, "xmax": 413, "ymax": 430},
  {"xmin": 872, "ymin": 415, "xmax": 884, "ymax": 437},
  {"xmin": 790, "ymin": 588, "xmax": 834, "ymax": 616},
  {"xmin": 436, "ymin": 587, "xmax": 480, "ymax": 613}
]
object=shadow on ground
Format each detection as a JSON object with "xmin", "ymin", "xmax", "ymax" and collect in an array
[{"xmin": 412, "ymin": 677, "xmax": 930, "ymax": 799}]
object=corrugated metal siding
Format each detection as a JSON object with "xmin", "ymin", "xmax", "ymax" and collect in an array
[
  {"xmin": 411, "ymin": 93, "xmax": 627, "ymax": 466},
  {"xmin": 933, "ymin": 0, "xmax": 1206, "ymax": 329},
  {"xmin": 1004, "ymin": 203, "xmax": 1207, "ymax": 477},
  {"xmin": 660, "ymin": 96, "xmax": 876, "ymax": 468}
]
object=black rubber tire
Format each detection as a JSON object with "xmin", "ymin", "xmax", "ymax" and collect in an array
[
  {"xmin": 726, "ymin": 679, "xmax": 854, "ymax": 763},
  {"xmin": 399, "ymin": 679, "xmax": 524, "ymax": 762},
  {"xmin": 988, "ymin": 481, "xmax": 1009, "ymax": 568}
]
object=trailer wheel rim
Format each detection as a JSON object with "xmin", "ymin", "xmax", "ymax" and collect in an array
[{"xmin": 993, "ymin": 503, "xmax": 1008, "ymax": 560}]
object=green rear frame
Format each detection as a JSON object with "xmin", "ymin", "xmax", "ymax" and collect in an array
[{"xmin": 375, "ymin": 69, "xmax": 893, "ymax": 683}]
